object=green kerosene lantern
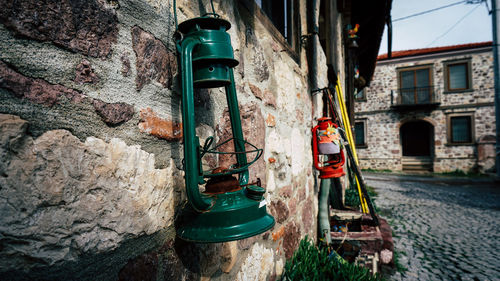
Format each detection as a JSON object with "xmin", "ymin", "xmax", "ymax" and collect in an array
[{"xmin": 175, "ymin": 15, "xmax": 275, "ymax": 243}]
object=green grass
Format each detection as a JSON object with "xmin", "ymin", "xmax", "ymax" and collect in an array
[
  {"xmin": 344, "ymin": 185, "xmax": 378, "ymax": 212},
  {"xmin": 366, "ymin": 185, "xmax": 378, "ymax": 196},
  {"xmin": 281, "ymin": 237, "xmax": 384, "ymax": 281},
  {"xmin": 392, "ymin": 250, "xmax": 408, "ymax": 274},
  {"xmin": 362, "ymin": 168, "xmax": 393, "ymax": 173},
  {"xmin": 437, "ymin": 169, "xmax": 488, "ymax": 178}
]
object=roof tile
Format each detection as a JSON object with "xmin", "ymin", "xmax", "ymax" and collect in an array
[{"xmin": 378, "ymin": 41, "xmax": 492, "ymax": 61}]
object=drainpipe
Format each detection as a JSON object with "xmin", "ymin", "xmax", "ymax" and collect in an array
[
  {"xmin": 318, "ymin": 178, "xmax": 332, "ymax": 244},
  {"xmin": 307, "ymin": 0, "xmax": 321, "ymax": 92},
  {"xmin": 307, "ymin": 0, "xmax": 332, "ymax": 244},
  {"xmin": 387, "ymin": 14, "xmax": 392, "ymax": 59},
  {"xmin": 492, "ymin": 0, "xmax": 500, "ymax": 179}
]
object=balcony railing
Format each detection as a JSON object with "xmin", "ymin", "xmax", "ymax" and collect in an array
[{"xmin": 391, "ymin": 86, "xmax": 440, "ymax": 108}]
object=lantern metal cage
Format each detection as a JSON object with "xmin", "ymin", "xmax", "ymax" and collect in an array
[{"xmin": 175, "ymin": 15, "xmax": 275, "ymax": 243}]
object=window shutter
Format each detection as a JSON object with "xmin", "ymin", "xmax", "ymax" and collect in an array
[
  {"xmin": 355, "ymin": 122, "xmax": 365, "ymax": 146},
  {"xmin": 451, "ymin": 116, "xmax": 471, "ymax": 143},
  {"xmin": 449, "ymin": 64, "xmax": 467, "ymax": 90}
]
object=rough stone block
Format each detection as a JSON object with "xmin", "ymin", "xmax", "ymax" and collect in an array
[
  {"xmin": 269, "ymin": 200, "xmax": 289, "ymax": 224},
  {"xmin": 283, "ymin": 222, "xmax": 301, "ymax": 259},
  {"xmin": 75, "ymin": 59, "xmax": 99, "ymax": 84},
  {"xmin": 238, "ymin": 235, "xmax": 258, "ymax": 250},
  {"xmin": 236, "ymin": 243, "xmax": 274, "ymax": 281},
  {"xmin": 118, "ymin": 251, "xmax": 158, "ymax": 281},
  {"xmin": 138, "ymin": 108, "xmax": 182, "ymax": 141},
  {"xmin": 0, "ymin": 114, "xmax": 29, "ymax": 176},
  {"xmin": 247, "ymin": 83, "xmax": 277, "ymax": 108},
  {"xmin": 120, "ymin": 52, "xmax": 132, "ymax": 77},
  {"xmin": 248, "ymin": 82, "xmax": 264, "ymax": 100},
  {"xmin": 287, "ymin": 197, "xmax": 298, "ymax": 215},
  {"xmin": 0, "ymin": 115, "xmax": 184, "ymax": 273},
  {"xmin": 266, "ymin": 113, "xmax": 276, "ymax": 127},
  {"xmin": 0, "ymin": 60, "xmax": 85, "ymax": 106},
  {"xmin": 272, "ymin": 226, "xmax": 285, "ymax": 242},
  {"xmin": 131, "ymin": 26, "xmax": 177, "ymax": 90},
  {"xmin": 92, "ymin": 99, "xmax": 135, "ymax": 126},
  {"xmin": 279, "ymin": 185, "xmax": 293, "ymax": 198},
  {"xmin": 2, "ymin": 60, "xmax": 135, "ymax": 126},
  {"xmin": 263, "ymin": 89, "xmax": 277, "ymax": 108},
  {"xmin": 217, "ymin": 102, "xmax": 266, "ymax": 185},
  {"xmin": 221, "ymin": 241, "xmax": 238, "ymax": 273},
  {"xmin": 301, "ymin": 199, "xmax": 314, "ymax": 231},
  {"xmin": 0, "ymin": 0, "xmax": 118, "ymax": 58},
  {"xmin": 296, "ymin": 109, "xmax": 304, "ymax": 122}
]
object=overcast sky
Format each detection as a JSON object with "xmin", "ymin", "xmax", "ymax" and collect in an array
[{"xmin": 378, "ymin": 0, "xmax": 493, "ymax": 55}]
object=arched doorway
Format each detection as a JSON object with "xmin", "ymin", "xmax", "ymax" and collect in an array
[{"xmin": 400, "ymin": 120, "xmax": 434, "ymax": 171}]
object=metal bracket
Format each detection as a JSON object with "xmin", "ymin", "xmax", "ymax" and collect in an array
[{"xmin": 300, "ymin": 32, "xmax": 319, "ymax": 47}]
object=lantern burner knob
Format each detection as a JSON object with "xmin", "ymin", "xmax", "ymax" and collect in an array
[{"xmin": 246, "ymin": 185, "xmax": 265, "ymax": 201}]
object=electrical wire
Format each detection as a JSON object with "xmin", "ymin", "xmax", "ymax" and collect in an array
[
  {"xmin": 425, "ymin": 4, "xmax": 482, "ymax": 47},
  {"xmin": 172, "ymin": 0, "xmax": 219, "ymax": 30},
  {"xmin": 393, "ymin": 0, "xmax": 467, "ymax": 22},
  {"xmin": 484, "ymin": 0, "xmax": 492, "ymax": 14},
  {"xmin": 173, "ymin": 0, "xmax": 178, "ymax": 29}
]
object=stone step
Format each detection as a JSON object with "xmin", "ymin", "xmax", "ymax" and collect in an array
[
  {"xmin": 402, "ymin": 164, "xmax": 433, "ymax": 171},
  {"xmin": 402, "ymin": 156, "xmax": 432, "ymax": 164},
  {"xmin": 402, "ymin": 157, "xmax": 433, "ymax": 171}
]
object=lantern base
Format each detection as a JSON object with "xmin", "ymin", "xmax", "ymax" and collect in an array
[
  {"xmin": 177, "ymin": 188, "xmax": 275, "ymax": 243},
  {"xmin": 319, "ymin": 166, "xmax": 345, "ymax": 179}
]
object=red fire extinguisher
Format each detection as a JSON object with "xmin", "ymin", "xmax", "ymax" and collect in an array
[{"xmin": 312, "ymin": 117, "xmax": 345, "ymax": 179}]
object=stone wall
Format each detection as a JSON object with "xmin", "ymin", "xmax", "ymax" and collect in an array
[
  {"xmin": 355, "ymin": 48, "xmax": 496, "ymax": 173},
  {"xmin": 0, "ymin": 0, "xmax": 340, "ymax": 280}
]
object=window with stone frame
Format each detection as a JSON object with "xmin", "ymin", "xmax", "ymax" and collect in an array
[
  {"xmin": 355, "ymin": 89, "xmax": 366, "ymax": 101},
  {"xmin": 255, "ymin": 0, "xmax": 293, "ymax": 43},
  {"xmin": 354, "ymin": 120, "xmax": 367, "ymax": 147},
  {"xmin": 447, "ymin": 113, "xmax": 475, "ymax": 145},
  {"xmin": 245, "ymin": 0, "xmax": 299, "ymax": 57},
  {"xmin": 397, "ymin": 65, "xmax": 434, "ymax": 104},
  {"xmin": 444, "ymin": 59, "xmax": 472, "ymax": 92}
]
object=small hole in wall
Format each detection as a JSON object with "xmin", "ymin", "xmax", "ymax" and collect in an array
[
  {"xmin": 21, "ymin": 208, "xmax": 27, "ymax": 212},
  {"xmin": 208, "ymin": 67, "xmax": 214, "ymax": 72}
]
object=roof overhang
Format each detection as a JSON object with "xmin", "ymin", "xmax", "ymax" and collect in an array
[{"xmin": 350, "ymin": 0, "xmax": 393, "ymax": 87}]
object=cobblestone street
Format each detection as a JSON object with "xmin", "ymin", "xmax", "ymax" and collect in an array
[{"xmin": 364, "ymin": 173, "xmax": 500, "ymax": 281}]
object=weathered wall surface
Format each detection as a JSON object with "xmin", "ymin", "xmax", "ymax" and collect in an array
[
  {"xmin": 355, "ymin": 49, "xmax": 496, "ymax": 173},
  {"xmin": 0, "ymin": 114, "xmax": 184, "ymax": 280},
  {"xmin": 0, "ymin": 0, "xmax": 339, "ymax": 280}
]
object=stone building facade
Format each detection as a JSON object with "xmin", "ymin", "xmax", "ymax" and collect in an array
[{"xmin": 355, "ymin": 42, "xmax": 496, "ymax": 174}]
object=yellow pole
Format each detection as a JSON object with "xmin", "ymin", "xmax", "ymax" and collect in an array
[{"xmin": 334, "ymin": 79, "xmax": 369, "ymax": 214}]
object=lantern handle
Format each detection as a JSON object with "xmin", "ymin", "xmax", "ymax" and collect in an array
[
  {"xmin": 201, "ymin": 12, "xmax": 221, "ymax": 19},
  {"xmin": 180, "ymin": 36, "xmax": 214, "ymax": 212},
  {"xmin": 203, "ymin": 0, "xmax": 221, "ymax": 18}
]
